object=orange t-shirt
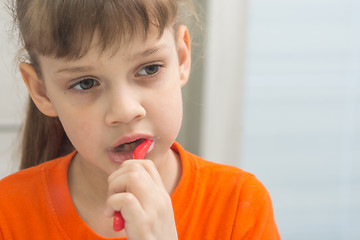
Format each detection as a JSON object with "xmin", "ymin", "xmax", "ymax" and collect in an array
[{"xmin": 0, "ymin": 142, "xmax": 280, "ymax": 239}]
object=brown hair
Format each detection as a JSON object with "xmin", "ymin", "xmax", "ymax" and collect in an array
[{"xmin": 10, "ymin": 0, "xmax": 195, "ymax": 169}]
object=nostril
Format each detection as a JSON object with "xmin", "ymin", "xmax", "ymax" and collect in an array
[{"xmin": 104, "ymin": 101, "xmax": 146, "ymax": 125}]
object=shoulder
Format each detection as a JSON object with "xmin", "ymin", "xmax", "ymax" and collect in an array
[
  {"xmin": 0, "ymin": 152, "xmax": 75, "ymax": 202},
  {"xmin": 173, "ymin": 141, "xmax": 267, "ymax": 197},
  {"xmin": 0, "ymin": 161, "xmax": 54, "ymax": 226},
  {"xmin": 186, "ymin": 153, "xmax": 279, "ymax": 238},
  {"xmin": 0, "ymin": 161, "xmax": 48, "ymax": 193},
  {"xmin": 196, "ymin": 157, "xmax": 269, "ymax": 198},
  {"xmin": 171, "ymin": 143, "xmax": 280, "ymax": 239},
  {"xmin": 0, "ymin": 152, "xmax": 76, "ymax": 239},
  {"xmin": 176, "ymin": 142, "xmax": 256, "ymax": 180}
]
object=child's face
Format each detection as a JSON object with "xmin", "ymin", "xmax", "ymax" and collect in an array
[{"xmin": 25, "ymin": 26, "xmax": 190, "ymax": 174}]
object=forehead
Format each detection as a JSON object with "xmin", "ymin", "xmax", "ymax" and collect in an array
[
  {"xmin": 109, "ymin": 27, "xmax": 176, "ymax": 59},
  {"xmin": 39, "ymin": 27, "xmax": 176, "ymax": 72}
]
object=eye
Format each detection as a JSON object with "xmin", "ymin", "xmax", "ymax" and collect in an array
[
  {"xmin": 137, "ymin": 64, "xmax": 161, "ymax": 76},
  {"xmin": 71, "ymin": 78, "xmax": 98, "ymax": 90}
]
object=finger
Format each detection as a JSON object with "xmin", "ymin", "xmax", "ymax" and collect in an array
[
  {"xmin": 108, "ymin": 160, "xmax": 146, "ymax": 183},
  {"xmin": 137, "ymin": 159, "xmax": 166, "ymax": 188},
  {"xmin": 108, "ymin": 160, "xmax": 166, "ymax": 198},
  {"xmin": 104, "ymin": 192, "xmax": 145, "ymax": 219},
  {"xmin": 105, "ymin": 192, "xmax": 175, "ymax": 239},
  {"xmin": 107, "ymin": 162, "xmax": 170, "ymax": 214},
  {"xmin": 108, "ymin": 160, "xmax": 162, "ymax": 186},
  {"xmin": 108, "ymin": 162, "xmax": 155, "ymax": 196},
  {"xmin": 117, "ymin": 159, "xmax": 165, "ymax": 188}
]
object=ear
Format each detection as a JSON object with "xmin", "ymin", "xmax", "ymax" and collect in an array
[
  {"xmin": 176, "ymin": 25, "xmax": 191, "ymax": 87},
  {"xmin": 19, "ymin": 63, "xmax": 58, "ymax": 117}
]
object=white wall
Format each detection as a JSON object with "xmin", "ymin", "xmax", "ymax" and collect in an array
[
  {"xmin": 241, "ymin": 0, "xmax": 360, "ymax": 239},
  {"xmin": 0, "ymin": 2, "xmax": 26, "ymax": 178}
]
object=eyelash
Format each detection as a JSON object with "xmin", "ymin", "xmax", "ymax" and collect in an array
[
  {"xmin": 68, "ymin": 78, "xmax": 100, "ymax": 93},
  {"xmin": 136, "ymin": 64, "xmax": 164, "ymax": 78}
]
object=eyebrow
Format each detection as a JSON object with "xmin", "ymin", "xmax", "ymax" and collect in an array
[
  {"xmin": 127, "ymin": 43, "xmax": 168, "ymax": 61},
  {"xmin": 55, "ymin": 43, "xmax": 168, "ymax": 74},
  {"xmin": 56, "ymin": 65, "xmax": 95, "ymax": 74}
]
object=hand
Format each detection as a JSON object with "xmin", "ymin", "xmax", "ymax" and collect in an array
[{"xmin": 104, "ymin": 160, "xmax": 178, "ymax": 240}]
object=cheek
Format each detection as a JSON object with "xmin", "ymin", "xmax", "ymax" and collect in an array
[
  {"xmin": 59, "ymin": 115, "xmax": 89, "ymax": 145},
  {"xmin": 48, "ymin": 92, "xmax": 99, "ymax": 139},
  {"xmin": 55, "ymin": 106, "xmax": 101, "ymax": 152},
  {"xmin": 151, "ymin": 85, "xmax": 183, "ymax": 138}
]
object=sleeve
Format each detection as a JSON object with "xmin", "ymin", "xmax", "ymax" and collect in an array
[{"xmin": 231, "ymin": 175, "xmax": 281, "ymax": 240}]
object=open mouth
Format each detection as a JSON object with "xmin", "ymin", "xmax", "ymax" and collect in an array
[
  {"xmin": 111, "ymin": 138, "xmax": 147, "ymax": 152},
  {"xmin": 108, "ymin": 137, "xmax": 155, "ymax": 164}
]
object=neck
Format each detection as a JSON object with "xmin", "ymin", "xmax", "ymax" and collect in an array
[
  {"xmin": 156, "ymin": 148, "xmax": 182, "ymax": 194},
  {"xmin": 68, "ymin": 154, "xmax": 109, "ymax": 211}
]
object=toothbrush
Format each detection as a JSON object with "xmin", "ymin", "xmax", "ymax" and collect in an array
[{"xmin": 113, "ymin": 139, "xmax": 154, "ymax": 231}]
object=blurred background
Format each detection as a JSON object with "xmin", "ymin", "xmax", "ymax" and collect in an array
[{"xmin": 0, "ymin": 0, "xmax": 359, "ymax": 239}]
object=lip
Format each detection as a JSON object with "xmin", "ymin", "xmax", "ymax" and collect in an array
[
  {"xmin": 108, "ymin": 133, "xmax": 153, "ymax": 151},
  {"xmin": 107, "ymin": 133, "xmax": 154, "ymax": 164}
]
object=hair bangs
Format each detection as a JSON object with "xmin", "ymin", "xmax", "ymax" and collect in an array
[{"xmin": 17, "ymin": 0, "xmax": 177, "ymax": 60}]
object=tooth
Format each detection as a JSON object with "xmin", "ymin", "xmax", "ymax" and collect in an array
[{"xmin": 114, "ymin": 139, "xmax": 143, "ymax": 152}]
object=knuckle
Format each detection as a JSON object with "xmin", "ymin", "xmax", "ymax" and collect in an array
[
  {"xmin": 122, "ymin": 192, "xmax": 137, "ymax": 205},
  {"xmin": 106, "ymin": 194, "xmax": 119, "ymax": 207},
  {"xmin": 127, "ymin": 161, "xmax": 143, "ymax": 172},
  {"xmin": 127, "ymin": 170, "xmax": 141, "ymax": 182},
  {"xmin": 107, "ymin": 174, "xmax": 115, "ymax": 184},
  {"xmin": 143, "ymin": 159, "xmax": 154, "ymax": 167},
  {"xmin": 107, "ymin": 192, "xmax": 137, "ymax": 209}
]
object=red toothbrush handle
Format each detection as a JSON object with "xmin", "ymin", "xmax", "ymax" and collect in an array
[
  {"xmin": 113, "ymin": 139, "xmax": 153, "ymax": 231},
  {"xmin": 133, "ymin": 139, "xmax": 153, "ymax": 159},
  {"xmin": 113, "ymin": 211, "xmax": 124, "ymax": 231}
]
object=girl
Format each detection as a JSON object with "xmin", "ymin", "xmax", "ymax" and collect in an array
[{"xmin": 0, "ymin": 0, "xmax": 280, "ymax": 239}]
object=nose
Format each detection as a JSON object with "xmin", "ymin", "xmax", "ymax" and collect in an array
[{"xmin": 104, "ymin": 86, "xmax": 146, "ymax": 126}]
